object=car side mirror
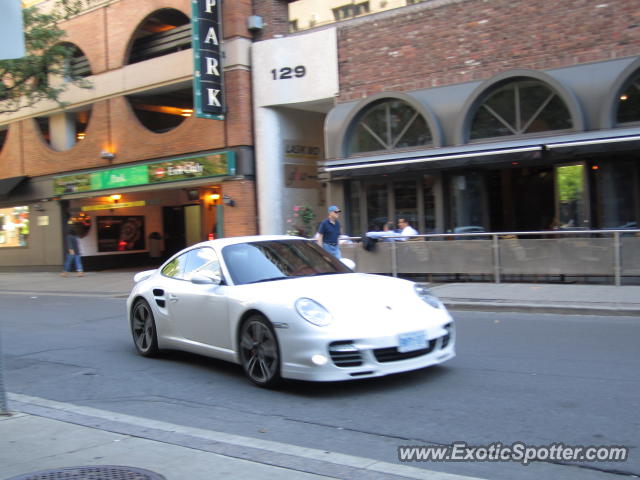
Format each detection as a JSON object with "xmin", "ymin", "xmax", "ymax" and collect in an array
[
  {"xmin": 340, "ymin": 258, "xmax": 356, "ymax": 270},
  {"xmin": 190, "ymin": 273, "xmax": 222, "ymax": 285}
]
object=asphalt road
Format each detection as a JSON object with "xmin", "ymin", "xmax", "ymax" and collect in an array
[{"xmin": 1, "ymin": 293, "xmax": 638, "ymax": 480}]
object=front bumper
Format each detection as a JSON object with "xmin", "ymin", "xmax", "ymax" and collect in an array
[{"xmin": 280, "ymin": 323, "xmax": 455, "ymax": 382}]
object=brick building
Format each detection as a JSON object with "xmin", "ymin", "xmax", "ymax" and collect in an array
[
  {"xmin": 254, "ymin": 0, "xmax": 640, "ymax": 238},
  {"xmin": 0, "ymin": 0, "xmax": 256, "ymax": 270}
]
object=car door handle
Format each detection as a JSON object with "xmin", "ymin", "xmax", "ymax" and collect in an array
[{"xmin": 168, "ymin": 294, "xmax": 179, "ymax": 303}]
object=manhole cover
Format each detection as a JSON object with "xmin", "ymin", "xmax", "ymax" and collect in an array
[{"xmin": 5, "ymin": 465, "xmax": 166, "ymax": 480}]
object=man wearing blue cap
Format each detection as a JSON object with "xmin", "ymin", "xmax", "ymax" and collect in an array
[{"xmin": 316, "ymin": 205, "xmax": 342, "ymax": 258}]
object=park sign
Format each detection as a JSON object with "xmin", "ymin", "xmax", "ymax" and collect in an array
[
  {"xmin": 53, "ymin": 151, "xmax": 236, "ymax": 195},
  {"xmin": 192, "ymin": 0, "xmax": 224, "ymax": 119}
]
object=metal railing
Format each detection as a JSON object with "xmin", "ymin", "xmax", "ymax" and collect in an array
[{"xmin": 340, "ymin": 229, "xmax": 640, "ymax": 286}]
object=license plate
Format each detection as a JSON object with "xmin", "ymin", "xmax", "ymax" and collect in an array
[{"xmin": 397, "ymin": 331, "xmax": 427, "ymax": 353}]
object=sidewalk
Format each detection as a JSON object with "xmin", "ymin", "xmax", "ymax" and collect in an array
[
  {"xmin": 1, "ymin": 270, "xmax": 639, "ymax": 315},
  {"xmin": 1, "ymin": 394, "xmax": 484, "ymax": 480}
]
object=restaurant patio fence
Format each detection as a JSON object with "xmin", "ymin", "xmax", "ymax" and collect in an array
[{"xmin": 340, "ymin": 230, "xmax": 640, "ymax": 286}]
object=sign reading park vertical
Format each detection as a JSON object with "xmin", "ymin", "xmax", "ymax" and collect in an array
[{"xmin": 192, "ymin": 0, "xmax": 224, "ymax": 119}]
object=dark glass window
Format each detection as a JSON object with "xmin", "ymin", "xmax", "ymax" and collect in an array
[
  {"xmin": 366, "ymin": 183, "xmax": 389, "ymax": 230},
  {"xmin": 470, "ymin": 79, "xmax": 572, "ymax": 140},
  {"xmin": 617, "ymin": 71, "xmax": 640, "ymax": 124},
  {"xmin": 348, "ymin": 99, "xmax": 431, "ymax": 155},
  {"xmin": 394, "ymin": 180, "xmax": 418, "ymax": 225}
]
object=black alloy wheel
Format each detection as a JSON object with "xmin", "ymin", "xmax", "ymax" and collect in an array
[
  {"xmin": 239, "ymin": 315, "xmax": 282, "ymax": 387},
  {"xmin": 131, "ymin": 298, "xmax": 160, "ymax": 357}
]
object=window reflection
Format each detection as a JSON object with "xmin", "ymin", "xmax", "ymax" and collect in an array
[{"xmin": 556, "ymin": 164, "xmax": 586, "ymax": 229}]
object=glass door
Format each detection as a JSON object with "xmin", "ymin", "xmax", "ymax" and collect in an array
[{"xmin": 555, "ymin": 163, "xmax": 589, "ymax": 229}]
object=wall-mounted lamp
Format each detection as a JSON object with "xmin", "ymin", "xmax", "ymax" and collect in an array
[
  {"xmin": 223, "ymin": 195, "xmax": 235, "ymax": 207},
  {"xmin": 181, "ymin": 109, "xmax": 194, "ymax": 117},
  {"xmin": 209, "ymin": 192, "xmax": 221, "ymax": 206},
  {"xmin": 110, "ymin": 194, "xmax": 122, "ymax": 203},
  {"xmin": 101, "ymin": 150, "xmax": 116, "ymax": 160}
]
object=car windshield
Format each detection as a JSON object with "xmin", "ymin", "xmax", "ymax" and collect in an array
[{"xmin": 222, "ymin": 239, "xmax": 351, "ymax": 285}]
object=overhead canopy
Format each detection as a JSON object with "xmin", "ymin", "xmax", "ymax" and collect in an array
[
  {"xmin": 0, "ymin": 176, "xmax": 27, "ymax": 199},
  {"xmin": 321, "ymin": 127, "xmax": 640, "ymax": 178}
]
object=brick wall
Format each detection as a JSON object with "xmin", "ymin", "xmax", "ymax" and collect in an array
[
  {"xmin": 0, "ymin": 0, "xmax": 256, "ymax": 173},
  {"xmin": 222, "ymin": 178, "xmax": 258, "ymax": 236},
  {"xmin": 335, "ymin": 0, "xmax": 640, "ymax": 102},
  {"xmin": 251, "ymin": 0, "xmax": 291, "ymax": 41}
]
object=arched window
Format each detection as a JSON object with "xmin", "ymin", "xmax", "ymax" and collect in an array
[
  {"xmin": 347, "ymin": 99, "xmax": 431, "ymax": 155},
  {"xmin": 127, "ymin": 9, "xmax": 191, "ymax": 65},
  {"xmin": 469, "ymin": 78, "xmax": 572, "ymax": 140},
  {"xmin": 616, "ymin": 70, "xmax": 640, "ymax": 124},
  {"xmin": 35, "ymin": 107, "xmax": 92, "ymax": 151},
  {"xmin": 59, "ymin": 42, "xmax": 91, "ymax": 78},
  {"xmin": 126, "ymin": 84, "xmax": 193, "ymax": 133}
]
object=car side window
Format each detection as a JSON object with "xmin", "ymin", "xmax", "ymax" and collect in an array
[
  {"xmin": 183, "ymin": 247, "xmax": 221, "ymax": 281},
  {"xmin": 161, "ymin": 254, "xmax": 188, "ymax": 278}
]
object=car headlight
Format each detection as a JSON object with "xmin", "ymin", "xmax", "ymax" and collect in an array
[
  {"xmin": 414, "ymin": 284, "xmax": 444, "ymax": 309},
  {"xmin": 295, "ymin": 298, "xmax": 332, "ymax": 327}
]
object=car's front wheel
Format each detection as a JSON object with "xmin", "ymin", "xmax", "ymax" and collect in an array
[
  {"xmin": 131, "ymin": 298, "xmax": 159, "ymax": 357},
  {"xmin": 239, "ymin": 315, "xmax": 282, "ymax": 387}
]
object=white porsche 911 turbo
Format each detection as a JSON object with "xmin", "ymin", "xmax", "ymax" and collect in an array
[{"xmin": 127, "ymin": 235, "xmax": 455, "ymax": 387}]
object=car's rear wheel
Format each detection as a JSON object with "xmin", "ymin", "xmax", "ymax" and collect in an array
[
  {"xmin": 239, "ymin": 315, "xmax": 282, "ymax": 387},
  {"xmin": 131, "ymin": 298, "xmax": 159, "ymax": 357}
]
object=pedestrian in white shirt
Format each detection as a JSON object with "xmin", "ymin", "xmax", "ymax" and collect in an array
[{"xmin": 397, "ymin": 218, "xmax": 418, "ymax": 241}]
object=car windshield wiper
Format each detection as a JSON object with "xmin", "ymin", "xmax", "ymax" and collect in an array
[{"xmin": 247, "ymin": 276, "xmax": 293, "ymax": 284}]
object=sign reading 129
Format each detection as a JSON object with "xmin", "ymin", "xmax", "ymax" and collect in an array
[{"xmin": 271, "ymin": 66, "xmax": 306, "ymax": 80}]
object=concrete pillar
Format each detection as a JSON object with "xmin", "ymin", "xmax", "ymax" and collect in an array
[
  {"xmin": 255, "ymin": 107, "xmax": 284, "ymax": 235},
  {"xmin": 49, "ymin": 112, "xmax": 76, "ymax": 151}
]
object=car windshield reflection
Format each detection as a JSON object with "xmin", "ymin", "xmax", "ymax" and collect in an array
[{"xmin": 222, "ymin": 239, "xmax": 350, "ymax": 285}]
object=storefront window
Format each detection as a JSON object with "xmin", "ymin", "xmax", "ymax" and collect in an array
[
  {"xmin": 423, "ymin": 175, "xmax": 436, "ymax": 232},
  {"xmin": 617, "ymin": 71, "xmax": 640, "ymax": 124},
  {"xmin": 470, "ymin": 79, "xmax": 572, "ymax": 140},
  {"xmin": 366, "ymin": 183, "xmax": 389, "ymax": 230},
  {"xmin": 593, "ymin": 161, "xmax": 637, "ymax": 229},
  {"xmin": 346, "ymin": 181, "xmax": 362, "ymax": 236},
  {"xmin": 348, "ymin": 99, "xmax": 431, "ymax": 155},
  {"xmin": 394, "ymin": 179, "xmax": 417, "ymax": 225},
  {"xmin": 0, "ymin": 206, "xmax": 29, "ymax": 247},
  {"xmin": 449, "ymin": 173, "xmax": 485, "ymax": 232},
  {"xmin": 556, "ymin": 164, "xmax": 587, "ymax": 229}
]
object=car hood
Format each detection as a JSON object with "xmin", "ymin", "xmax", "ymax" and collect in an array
[{"xmin": 236, "ymin": 273, "xmax": 451, "ymax": 334}]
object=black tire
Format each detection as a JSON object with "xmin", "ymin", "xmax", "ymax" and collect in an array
[
  {"xmin": 239, "ymin": 315, "xmax": 282, "ymax": 388},
  {"xmin": 131, "ymin": 298, "xmax": 160, "ymax": 357}
]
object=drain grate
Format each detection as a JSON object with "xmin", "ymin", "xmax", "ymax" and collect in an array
[{"xmin": 5, "ymin": 465, "xmax": 167, "ymax": 480}]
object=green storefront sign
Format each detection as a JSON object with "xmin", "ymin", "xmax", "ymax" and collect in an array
[{"xmin": 54, "ymin": 152, "xmax": 236, "ymax": 195}]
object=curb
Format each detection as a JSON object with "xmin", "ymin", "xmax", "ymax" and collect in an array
[{"xmin": 443, "ymin": 300, "xmax": 640, "ymax": 316}]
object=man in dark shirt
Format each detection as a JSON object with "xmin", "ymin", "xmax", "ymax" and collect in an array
[{"xmin": 316, "ymin": 205, "xmax": 342, "ymax": 258}]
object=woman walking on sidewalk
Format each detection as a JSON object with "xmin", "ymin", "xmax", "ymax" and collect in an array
[{"xmin": 60, "ymin": 227, "xmax": 84, "ymax": 277}]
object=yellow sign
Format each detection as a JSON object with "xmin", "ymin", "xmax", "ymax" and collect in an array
[{"xmin": 81, "ymin": 201, "xmax": 146, "ymax": 212}]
